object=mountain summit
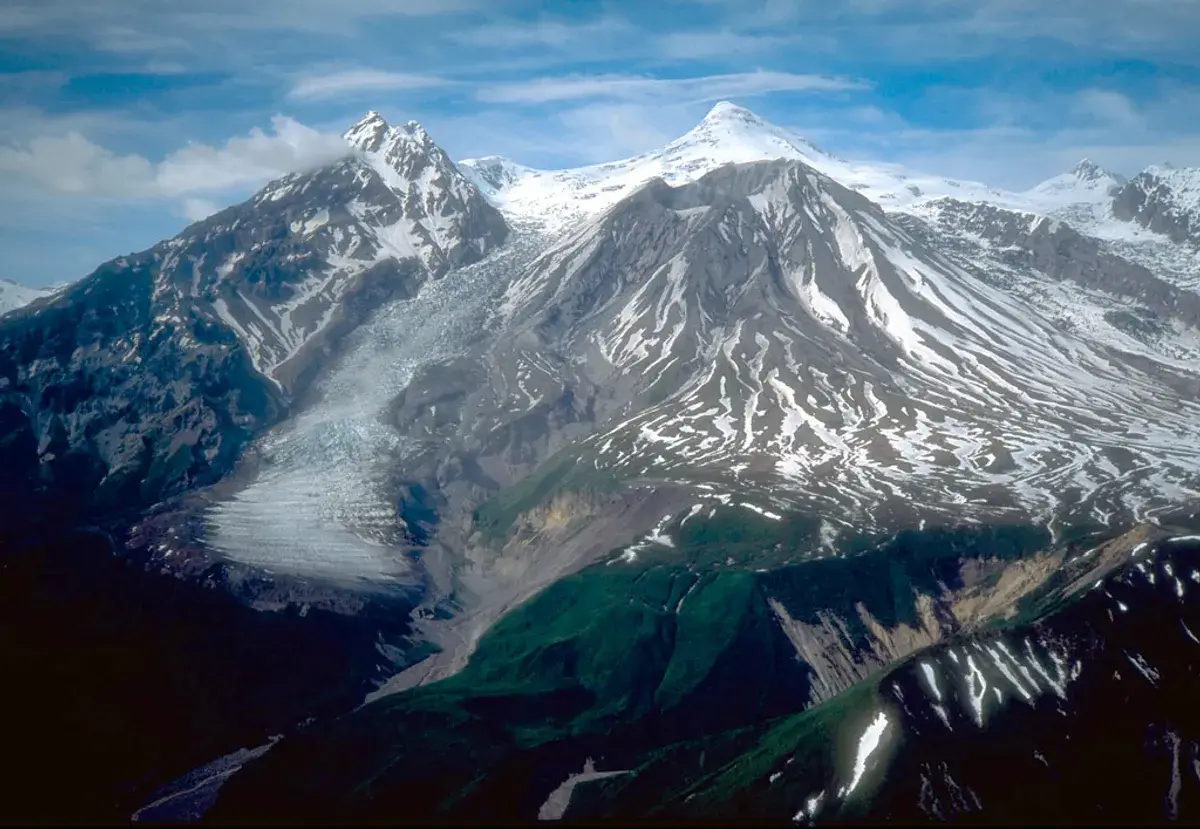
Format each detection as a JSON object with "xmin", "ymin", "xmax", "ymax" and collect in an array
[
  {"xmin": 1069, "ymin": 157, "xmax": 1122, "ymax": 183},
  {"xmin": 459, "ymin": 102, "xmax": 1012, "ymax": 228},
  {"xmin": 1026, "ymin": 158, "xmax": 1127, "ymax": 210}
]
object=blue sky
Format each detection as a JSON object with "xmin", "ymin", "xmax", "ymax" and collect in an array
[{"xmin": 1, "ymin": 0, "xmax": 1199, "ymax": 285}]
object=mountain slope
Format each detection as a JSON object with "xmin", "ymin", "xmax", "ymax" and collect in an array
[
  {"xmin": 193, "ymin": 152, "xmax": 1200, "ymax": 713},
  {"xmin": 385, "ymin": 159, "xmax": 1200, "ymax": 554},
  {"xmin": 618, "ymin": 533, "xmax": 1200, "ymax": 826},
  {"xmin": 0, "ymin": 111, "xmax": 505, "ymax": 539},
  {"xmin": 462, "ymin": 107, "xmax": 1200, "ymax": 302},
  {"xmin": 206, "ymin": 518, "xmax": 1198, "ymax": 824}
]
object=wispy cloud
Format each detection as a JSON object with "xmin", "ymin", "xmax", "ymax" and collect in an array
[
  {"xmin": 656, "ymin": 30, "xmax": 816, "ymax": 60},
  {"xmin": 1071, "ymin": 89, "xmax": 1143, "ymax": 129},
  {"xmin": 180, "ymin": 197, "xmax": 221, "ymax": 222},
  {"xmin": 674, "ymin": 0, "xmax": 1200, "ymax": 63},
  {"xmin": 476, "ymin": 70, "xmax": 869, "ymax": 105},
  {"xmin": 288, "ymin": 70, "xmax": 454, "ymax": 101},
  {"xmin": 0, "ymin": 0, "xmax": 481, "ymax": 43}
]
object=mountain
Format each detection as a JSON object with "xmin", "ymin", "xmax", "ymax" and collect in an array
[
  {"xmin": 0, "ymin": 111, "xmax": 504, "ymax": 822},
  {"xmin": 390, "ymin": 157, "xmax": 1200, "ymax": 547},
  {"xmin": 459, "ymin": 101, "xmax": 1197, "ymax": 288},
  {"xmin": 1113, "ymin": 164, "xmax": 1200, "ymax": 245},
  {"xmin": 0, "ymin": 110, "xmax": 505, "ymax": 541},
  {"xmin": 459, "ymin": 101, "xmax": 1017, "ymax": 230},
  {"xmin": 1025, "ymin": 158, "xmax": 1127, "ymax": 208},
  {"xmin": 819, "ymin": 536, "xmax": 1200, "ymax": 824},
  {"xmin": 556, "ymin": 533, "xmax": 1200, "ymax": 825},
  {"xmin": 3, "ymin": 102, "xmax": 1200, "ymax": 825},
  {"xmin": 0, "ymin": 277, "xmax": 53, "ymax": 317},
  {"xmin": 205, "ymin": 524, "xmax": 1200, "ymax": 824}
]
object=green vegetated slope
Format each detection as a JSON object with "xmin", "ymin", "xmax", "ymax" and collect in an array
[{"xmin": 209, "ymin": 510, "xmax": 1051, "ymax": 824}]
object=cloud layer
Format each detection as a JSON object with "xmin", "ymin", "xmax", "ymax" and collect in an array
[
  {"xmin": 0, "ymin": 115, "xmax": 349, "ymax": 199},
  {"xmin": 474, "ymin": 70, "xmax": 867, "ymax": 105}
]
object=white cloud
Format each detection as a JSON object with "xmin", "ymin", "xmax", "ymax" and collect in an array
[
  {"xmin": 1071, "ymin": 89, "xmax": 1143, "ymax": 129},
  {"xmin": 555, "ymin": 104, "xmax": 679, "ymax": 160},
  {"xmin": 180, "ymin": 197, "xmax": 221, "ymax": 222},
  {"xmin": 0, "ymin": 115, "xmax": 349, "ymax": 199},
  {"xmin": 288, "ymin": 69, "xmax": 454, "ymax": 101},
  {"xmin": 656, "ymin": 30, "xmax": 815, "ymax": 59},
  {"xmin": 0, "ymin": 0, "xmax": 480, "ymax": 44},
  {"xmin": 476, "ymin": 70, "xmax": 869, "ymax": 105},
  {"xmin": 0, "ymin": 132, "xmax": 154, "ymax": 196}
]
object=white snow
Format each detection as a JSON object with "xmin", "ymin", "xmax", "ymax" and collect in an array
[
  {"xmin": 962, "ymin": 655, "xmax": 989, "ymax": 727},
  {"xmin": 838, "ymin": 711, "xmax": 890, "ymax": 800},
  {"xmin": 918, "ymin": 661, "xmax": 943, "ymax": 702},
  {"xmin": 460, "ymin": 101, "xmax": 1020, "ymax": 232},
  {"xmin": 0, "ymin": 277, "xmax": 53, "ymax": 316},
  {"xmin": 792, "ymin": 792, "xmax": 825, "ymax": 823}
]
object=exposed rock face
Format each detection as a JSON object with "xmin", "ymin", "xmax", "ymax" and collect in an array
[
  {"xmin": 1112, "ymin": 166, "xmax": 1200, "ymax": 245},
  {"xmin": 0, "ymin": 258, "xmax": 283, "ymax": 537},
  {"xmin": 766, "ymin": 533, "xmax": 1128, "ymax": 707}
]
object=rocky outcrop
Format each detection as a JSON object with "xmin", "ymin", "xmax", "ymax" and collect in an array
[
  {"xmin": 768, "ymin": 526, "xmax": 1154, "ymax": 707},
  {"xmin": 922, "ymin": 198, "xmax": 1200, "ymax": 328},
  {"xmin": 1112, "ymin": 166, "xmax": 1200, "ymax": 245}
]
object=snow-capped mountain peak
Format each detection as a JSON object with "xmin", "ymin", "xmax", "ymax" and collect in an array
[
  {"xmin": 460, "ymin": 102, "xmax": 1023, "ymax": 230},
  {"xmin": 1069, "ymin": 157, "xmax": 1121, "ymax": 184},
  {"xmin": 344, "ymin": 110, "xmax": 390, "ymax": 152},
  {"xmin": 1026, "ymin": 160, "xmax": 1126, "ymax": 210},
  {"xmin": 681, "ymin": 99, "xmax": 835, "ymax": 161},
  {"xmin": 701, "ymin": 99, "xmax": 759, "ymax": 123},
  {"xmin": 457, "ymin": 156, "xmax": 535, "ymax": 203}
]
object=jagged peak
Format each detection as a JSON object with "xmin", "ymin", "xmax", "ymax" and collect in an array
[
  {"xmin": 1071, "ymin": 158, "xmax": 1106, "ymax": 179},
  {"xmin": 402, "ymin": 119, "xmax": 429, "ymax": 139},
  {"xmin": 1065, "ymin": 158, "xmax": 1126, "ymax": 187},
  {"xmin": 344, "ymin": 110, "xmax": 391, "ymax": 152},
  {"xmin": 1142, "ymin": 162, "xmax": 1192, "ymax": 180},
  {"xmin": 342, "ymin": 110, "xmax": 449, "ymax": 167}
]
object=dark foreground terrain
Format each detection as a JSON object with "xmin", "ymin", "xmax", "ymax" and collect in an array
[{"xmin": 0, "ymin": 530, "xmax": 419, "ymax": 824}]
